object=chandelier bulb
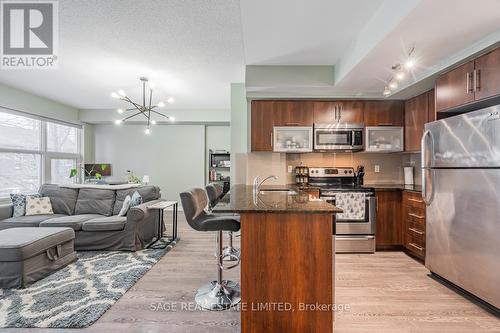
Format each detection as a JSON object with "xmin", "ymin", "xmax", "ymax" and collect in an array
[
  {"xmin": 117, "ymin": 108, "xmax": 124, "ymax": 114},
  {"xmin": 145, "ymin": 128, "xmax": 151, "ymax": 135},
  {"xmin": 151, "ymin": 120, "xmax": 157, "ymax": 125},
  {"xmin": 167, "ymin": 97, "xmax": 175, "ymax": 104},
  {"xmin": 158, "ymin": 101, "xmax": 165, "ymax": 108},
  {"xmin": 169, "ymin": 116, "xmax": 175, "ymax": 122},
  {"xmin": 117, "ymin": 89, "xmax": 126, "ymax": 97},
  {"xmin": 111, "ymin": 92, "xmax": 120, "ymax": 99},
  {"xmin": 114, "ymin": 119, "xmax": 122, "ymax": 125}
]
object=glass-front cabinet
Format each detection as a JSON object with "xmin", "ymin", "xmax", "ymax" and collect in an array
[
  {"xmin": 365, "ymin": 126, "xmax": 404, "ymax": 153},
  {"xmin": 273, "ymin": 126, "xmax": 313, "ymax": 153}
]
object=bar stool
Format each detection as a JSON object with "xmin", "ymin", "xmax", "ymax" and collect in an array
[
  {"xmin": 180, "ymin": 188, "xmax": 241, "ymax": 311},
  {"xmin": 206, "ymin": 183, "xmax": 241, "ymax": 261}
]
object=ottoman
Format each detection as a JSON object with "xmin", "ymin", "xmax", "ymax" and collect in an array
[{"xmin": 0, "ymin": 227, "xmax": 77, "ymax": 289}]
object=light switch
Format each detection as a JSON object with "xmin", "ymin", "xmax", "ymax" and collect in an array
[
  {"xmin": 287, "ymin": 165, "xmax": 294, "ymax": 173},
  {"xmin": 374, "ymin": 165, "xmax": 380, "ymax": 173}
]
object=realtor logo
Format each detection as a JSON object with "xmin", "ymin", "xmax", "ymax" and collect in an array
[{"xmin": 1, "ymin": 0, "xmax": 58, "ymax": 69}]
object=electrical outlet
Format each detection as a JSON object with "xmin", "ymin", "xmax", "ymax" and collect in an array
[
  {"xmin": 374, "ymin": 165, "xmax": 380, "ymax": 173},
  {"xmin": 287, "ymin": 165, "xmax": 294, "ymax": 173}
]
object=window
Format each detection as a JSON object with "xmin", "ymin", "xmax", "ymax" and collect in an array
[
  {"xmin": 0, "ymin": 112, "xmax": 41, "ymax": 150},
  {"xmin": 50, "ymin": 159, "xmax": 76, "ymax": 185},
  {"xmin": 0, "ymin": 110, "xmax": 82, "ymax": 198},
  {"xmin": 0, "ymin": 153, "xmax": 41, "ymax": 197},
  {"xmin": 47, "ymin": 123, "xmax": 79, "ymax": 153}
]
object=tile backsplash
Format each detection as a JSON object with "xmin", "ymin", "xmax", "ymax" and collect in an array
[
  {"xmin": 286, "ymin": 152, "xmax": 406, "ymax": 184},
  {"xmin": 236, "ymin": 152, "xmax": 422, "ymax": 186}
]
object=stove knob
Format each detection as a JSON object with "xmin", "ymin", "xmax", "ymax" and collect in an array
[
  {"xmin": 344, "ymin": 170, "xmax": 348, "ymax": 174},
  {"xmin": 349, "ymin": 170, "xmax": 353, "ymax": 174}
]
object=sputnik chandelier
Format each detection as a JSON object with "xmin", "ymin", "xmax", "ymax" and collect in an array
[{"xmin": 112, "ymin": 77, "xmax": 175, "ymax": 135}]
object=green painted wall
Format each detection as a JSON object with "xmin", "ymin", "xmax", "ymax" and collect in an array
[
  {"xmin": 0, "ymin": 83, "xmax": 79, "ymax": 124},
  {"xmin": 230, "ymin": 83, "xmax": 248, "ymax": 184}
]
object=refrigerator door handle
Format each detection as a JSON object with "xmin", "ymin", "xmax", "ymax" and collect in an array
[{"xmin": 421, "ymin": 130, "xmax": 435, "ymax": 205}]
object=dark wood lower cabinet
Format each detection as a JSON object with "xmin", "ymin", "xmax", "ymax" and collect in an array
[
  {"xmin": 241, "ymin": 212, "xmax": 334, "ymax": 333},
  {"xmin": 402, "ymin": 191, "xmax": 426, "ymax": 262},
  {"xmin": 375, "ymin": 190, "xmax": 403, "ymax": 250}
]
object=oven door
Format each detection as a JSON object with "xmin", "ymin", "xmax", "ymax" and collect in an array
[
  {"xmin": 314, "ymin": 129, "xmax": 353, "ymax": 150},
  {"xmin": 322, "ymin": 195, "xmax": 376, "ymax": 235}
]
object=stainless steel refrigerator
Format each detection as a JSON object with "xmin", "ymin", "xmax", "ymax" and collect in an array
[{"xmin": 422, "ymin": 105, "xmax": 500, "ymax": 310}]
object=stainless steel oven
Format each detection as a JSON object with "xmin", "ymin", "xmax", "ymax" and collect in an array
[
  {"xmin": 308, "ymin": 167, "xmax": 376, "ymax": 253},
  {"xmin": 321, "ymin": 190, "xmax": 376, "ymax": 253},
  {"xmin": 313, "ymin": 123, "xmax": 364, "ymax": 151}
]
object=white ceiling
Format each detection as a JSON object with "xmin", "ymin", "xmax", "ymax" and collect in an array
[
  {"xmin": 239, "ymin": 0, "xmax": 384, "ymax": 65},
  {"xmin": 1, "ymin": 0, "xmax": 500, "ymax": 110},
  {"xmin": 0, "ymin": 0, "xmax": 245, "ymax": 110}
]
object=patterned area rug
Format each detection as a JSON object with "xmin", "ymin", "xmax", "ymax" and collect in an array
[{"xmin": 0, "ymin": 246, "xmax": 172, "ymax": 328}]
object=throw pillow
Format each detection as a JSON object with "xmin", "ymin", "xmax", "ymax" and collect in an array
[
  {"xmin": 10, "ymin": 193, "xmax": 41, "ymax": 217},
  {"xmin": 25, "ymin": 196, "xmax": 54, "ymax": 216},
  {"xmin": 118, "ymin": 195, "xmax": 132, "ymax": 216},
  {"xmin": 130, "ymin": 191, "xmax": 143, "ymax": 207}
]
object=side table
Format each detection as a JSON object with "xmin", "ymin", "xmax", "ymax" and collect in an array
[{"xmin": 146, "ymin": 201, "xmax": 179, "ymax": 249}]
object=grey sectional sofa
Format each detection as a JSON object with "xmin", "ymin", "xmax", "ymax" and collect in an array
[{"xmin": 0, "ymin": 185, "xmax": 162, "ymax": 251}]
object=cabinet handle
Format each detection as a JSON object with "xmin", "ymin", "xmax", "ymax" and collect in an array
[
  {"xmin": 377, "ymin": 123, "xmax": 393, "ymax": 126},
  {"xmin": 285, "ymin": 123, "xmax": 300, "ymax": 126},
  {"xmin": 270, "ymin": 131, "xmax": 273, "ymax": 147},
  {"xmin": 408, "ymin": 212, "xmax": 425, "ymax": 219},
  {"xmin": 466, "ymin": 72, "xmax": 470, "ymax": 94},
  {"xmin": 474, "ymin": 69, "xmax": 480, "ymax": 92},
  {"xmin": 339, "ymin": 105, "xmax": 342, "ymax": 121},
  {"xmin": 334, "ymin": 105, "xmax": 338, "ymax": 122},
  {"xmin": 409, "ymin": 227, "xmax": 424, "ymax": 235},
  {"xmin": 409, "ymin": 242, "xmax": 424, "ymax": 252},
  {"xmin": 408, "ymin": 198, "xmax": 424, "ymax": 204}
]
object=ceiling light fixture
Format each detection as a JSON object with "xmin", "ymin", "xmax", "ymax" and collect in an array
[
  {"xmin": 382, "ymin": 46, "xmax": 417, "ymax": 97},
  {"xmin": 395, "ymin": 70, "xmax": 406, "ymax": 80},
  {"xmin": 112, "ymin": 77, "xmax": 175, "ymax": 135}
]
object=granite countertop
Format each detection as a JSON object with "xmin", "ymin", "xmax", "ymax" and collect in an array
[
  {"xmin": 365, "ymin": 184, "xmax": 423, "ymax": 192},
  {"xmin": 291, "ymin": 183, "xmax": 422, "ymax": 193},
  {"xmin": 213, "ymin": 185, "xmax": 342, "ymax": 214}
]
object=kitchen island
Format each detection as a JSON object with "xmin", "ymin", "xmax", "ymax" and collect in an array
[{"xmin": 213, "ymin": 185, "xmax": 342, "ymax": 333}]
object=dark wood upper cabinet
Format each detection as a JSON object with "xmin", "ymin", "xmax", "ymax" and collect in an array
[
  {"xmin": 313, "ymin": 101, "xmax": 364, "ymax": 123},
  {"xmin": 435, "ymin": 47, "xmax": 500, "ymax": 112},
  {"xmin": 336, "ymin": 101, "xmax": 364, "ymax": 123},
  {"xmin": 273, "ymin": 101, "xmax": 313, "ymax": 126},
  {"xmin": 313, "ymin": 101, "xmax": 337, "ymax": 123},
  {"xmin": 375, "ymin": 190, "xmax": 402, "ymax": 249},
  {"xmin": 405, "ymin": 92, "xmax": 428, "ymax": 152},
  {"xmin": 427, "ymin": 89, "xmax": 436, "ymax": 123},
  {"xmin": 251, "ymin": 100, "xmax": 275, "ymax": 152},
  {"xmin": 474, "ymin": 48, "xmax": 500, "ymax": 101},
  {"xmin": 435, "ymin": 61, "xmax": 475, "ymax": 112},
  {"xmin": 364, "ymin": 100, "xmax": 404, "ymax": 126}
]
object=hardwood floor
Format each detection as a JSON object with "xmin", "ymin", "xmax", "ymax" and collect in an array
[{"xmin": 4, "ymin": 213, "xmax": 499, "ymax": 332}]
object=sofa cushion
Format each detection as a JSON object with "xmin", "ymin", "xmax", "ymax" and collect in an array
[
  {"xmin": 39, "ymin": 184, "xmax": 79, "ymax": 215},
  {"xmin": 82, "ymin": 216, "xmax": 127, "ymax": 232},
  {"xmin": 75, "ymin": 189, "xmax": 115, "ymax": 216},
  {"xmin": 25, "ymin": 196, "xmax": 54, "ymax": 216},
  {"xmin": 10, "ymin": 193, "xmax": 41, "ymax": 217},
  {"xmin": 39, "ymin": 214, "xmax": 103, "ymax": 231},
  {"xmin": 0, "ymin": 214, "xmax": 67, "ymax": 229},
  {"xmin": 0, "ymin": 227, "xmax": 75, "ymax": 262},
  {"xmin": 113, "ymin": 186, "xmax": 160, "ymax": 215}
]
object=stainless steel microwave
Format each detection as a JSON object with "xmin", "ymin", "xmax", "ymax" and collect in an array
[{"xmin": 313, "ymin": 123, "xmax": 364, "ymax": 151}]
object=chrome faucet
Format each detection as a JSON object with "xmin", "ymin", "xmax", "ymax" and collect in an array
[{"xmin": 253, "ymin": 175, "xmax": 278, "ymax": 194}]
